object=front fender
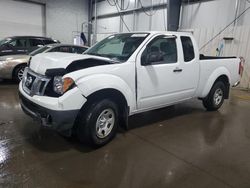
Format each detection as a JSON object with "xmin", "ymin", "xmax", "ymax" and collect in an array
[
  {"xmin": 75, "ymin": 74, "xmax": 136, "ymax": 111},
  {"xmin": 201, "ymin": 67, "xmax": 231, "ymax": 98}
]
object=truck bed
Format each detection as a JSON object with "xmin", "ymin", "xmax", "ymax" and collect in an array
[{"xmin": 196, "ymin": 56, "xmax": 240, "ymax": 98}]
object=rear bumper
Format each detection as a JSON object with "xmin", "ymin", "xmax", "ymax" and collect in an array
[{"xmin": 19, "ymin": 92, "xmax": 79, "ymax": 132}]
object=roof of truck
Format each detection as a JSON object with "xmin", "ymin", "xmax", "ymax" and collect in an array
[{"xmin": 111, "ymin": 31, "xmax": 193, "ymax": 37}]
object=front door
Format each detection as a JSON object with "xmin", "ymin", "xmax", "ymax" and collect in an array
[{"xmin": 136, "ymin": 35, "xmax": 198, "ymax": 110}]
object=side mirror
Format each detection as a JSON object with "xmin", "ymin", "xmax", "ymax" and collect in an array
[
  {"xmin": 37, "ymin": 45, "xmax": 44, "ymax": 48},
  {"xmin": 141, "ymin": 52, "xmax": 164, "ymax": 66}
]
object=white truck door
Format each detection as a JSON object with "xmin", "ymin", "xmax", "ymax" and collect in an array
[{"xmin": 136, "ymin": 35, "xmax": 199, "ymax": 110}]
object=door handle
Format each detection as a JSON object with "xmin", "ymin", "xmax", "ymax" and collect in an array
[{"xmin": 173, "ymin": 68, "xmax": 183, "ymax": 73}]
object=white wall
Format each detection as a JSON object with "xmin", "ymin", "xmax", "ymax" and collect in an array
[
  {"xmin": 0, "ymin": 0, "xmax": 45, "ymax": 39},
  {"xmin": 94, "ymin": 0, "xmax": 167, "ymax": 42},
  {"xmin": 181, "ymin": 0, "xmax": 236, "ymax": 29},
  {"xmin": 45, "ymin": 0, "xmax": 89, "ymax": 44},
  {"xmin": 180, "ymin": 0, "xmax": 250, "ymax": 89}
]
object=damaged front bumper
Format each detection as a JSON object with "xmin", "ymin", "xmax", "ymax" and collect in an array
[{"xmin": 19, "ymin": 80, "xmax": 87, "ymax": 135}]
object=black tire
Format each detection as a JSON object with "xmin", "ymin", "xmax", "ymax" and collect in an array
[
  {"xmin": 13, "ymin": 65, "xmax": 26, "ymax": 82},
  {"xmin": 76, "ymin": 99, "xmax": 119, "ymax": 147},
  {"xmin": 202, "ymin": 81, "xmax": 226, "ymax": 111}
]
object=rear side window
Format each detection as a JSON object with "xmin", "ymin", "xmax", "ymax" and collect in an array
[
  {"xmin": 50, "ymin": 46, "xmax": 71, "ymax": 53},
  {"xmin": 29, "ymin": 39, "xmax": 44, "ymax": 46},
  {"xmin": 43, "ymin": 39, "xmax": 57, "ymax": 45},
  {"xmin": 181, "ymin": 36, "xmax": 195, "ymax": 62},
  {"xmin": 59, "ymin": 46, "xmax": 71, "ymax": 53},
  {"xmin": 72, "ymin": 47, "xmax": 87, "ymax": 54}
]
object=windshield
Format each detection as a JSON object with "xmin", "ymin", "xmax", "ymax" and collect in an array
[
  {"xmin": 29, "ymin": 46, "xmax": 51, "ymax": 56},
  {"xmin": 0, "ymin": 38, "xmax": 11, "ymax": 46},
  {"xmin": 85, "ymin": 33, "xmax": 149, "ymax": 62}
]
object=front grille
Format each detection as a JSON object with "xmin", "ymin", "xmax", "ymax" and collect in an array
[{"xmin": 22, "ymin": 68, "xmax": 51, "ymax": 96}]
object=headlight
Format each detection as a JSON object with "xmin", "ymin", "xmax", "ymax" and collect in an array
[{"xmin": 53, "ymin": 76, "xmax": 75, "ymax": 95}]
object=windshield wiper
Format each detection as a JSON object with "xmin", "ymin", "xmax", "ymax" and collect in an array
[
  {"xmin": 85, "ymin": 52, "xmax": 103, "ymax": 57},
  {"xmin": 85, "ymin": 52, "xmax": 122, "ymax": 63}
]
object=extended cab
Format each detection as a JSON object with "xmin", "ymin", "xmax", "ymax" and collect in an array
[{"xmin": 19, "ymin": 32, "xmax": 243, "ymax": 147}]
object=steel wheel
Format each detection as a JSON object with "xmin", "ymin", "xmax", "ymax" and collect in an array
[
  {"xmin": 96, "ymin": 108, "xmax": 115, "ymax": 138},
  {"xmin": 202, "ymin": 81, "xmax": 226, "ymax": 111},
  {"xmin": 213, "ymin": 88, "xmax": 223, "ymax": 106}
]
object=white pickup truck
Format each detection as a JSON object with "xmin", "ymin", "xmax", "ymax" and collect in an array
[{"xmin": 19, "ymin": 31, "xmax": 243, "ymax": 147}]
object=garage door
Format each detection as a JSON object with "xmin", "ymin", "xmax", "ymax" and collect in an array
[{"xmin": 0, "ymin": 0, "xmax": 45, "ymax": 39}]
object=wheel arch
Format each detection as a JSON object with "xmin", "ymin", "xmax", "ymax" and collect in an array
[
  {"xmin": 78, "ymin": 88, "xmax": 130, "ymax": 130},
  {"xmin": 201, "ymin": 67, "xmax": 231, "ymax": 99}
]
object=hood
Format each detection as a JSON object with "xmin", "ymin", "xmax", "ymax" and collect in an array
[
  {"xmin": 29, "ymin": 52, "xmax": 114, "ymax": 75},
  {"xmin": 0, "ymin": 54, "xmax": 30, "ymax": 62}
]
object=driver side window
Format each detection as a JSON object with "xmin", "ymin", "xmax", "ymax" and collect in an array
[{"xmin": 141, "ymin": 36, "xmax": 177, "ymax": 65}]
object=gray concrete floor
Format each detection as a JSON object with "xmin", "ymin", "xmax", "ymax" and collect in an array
[{"xmin": 0, "ymin": 82, "xmax": 250, "ymax": 188}]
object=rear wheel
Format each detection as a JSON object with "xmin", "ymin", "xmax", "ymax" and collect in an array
[
  {"xmin": 202, "ymin": 81, "xmax": 226, "ymax": 111},
  {"xmin": 76, "ymin": 99, "xmax": 119, "ymax": 147},
  {"xmin": 13, "ymin": 65, "xmax": 26, "ymax": 82}
]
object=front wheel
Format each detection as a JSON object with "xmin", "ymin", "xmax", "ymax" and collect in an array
[
  {"xmin": 76, "ymin": 99, "xmax": 119, "ymax": 147},
  {"xmin": 202, "ymin": 81, "xmax": 226, "ymax": 111},
  {"xmin": 13, "ymin": 65, "xmax": 26, "ymax": 82}
]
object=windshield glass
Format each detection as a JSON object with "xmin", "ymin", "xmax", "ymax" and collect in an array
[
  {"xmin": 29, "ymin": 46, "xmax": 51, "ymax": 56},
  {"xmin": 85, "ymin": 33, "xmax": 149, "ymax": 62},
  {"xmin": 0, "ymin": 38, "xmax": 11, "ymax": 46}
]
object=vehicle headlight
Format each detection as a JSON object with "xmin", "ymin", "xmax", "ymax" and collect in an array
[{"xmin": 53, "ymin": 76, "xmax": 75, "ymax": 95}]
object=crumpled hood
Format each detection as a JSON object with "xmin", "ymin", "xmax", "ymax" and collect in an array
[{"xmin": 29, "ymin": 52, "xmax": 112, "ymax": 75}]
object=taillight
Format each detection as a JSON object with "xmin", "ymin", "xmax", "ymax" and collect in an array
[{"xmin": 239, "ymin": 57, "xmax": 244, "ymax": 76}]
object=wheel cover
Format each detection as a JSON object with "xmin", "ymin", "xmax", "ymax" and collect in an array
[
  {"xmin": 96, "ymin": 108, "xmax": 115, "ymax": 139},
  {"xmin": 17, "ymin": 67, "xmax": 25, "ymax": 81},
  {"xmin": 213, "ymin": 88, "xmax": 223, "ymax": 106}
]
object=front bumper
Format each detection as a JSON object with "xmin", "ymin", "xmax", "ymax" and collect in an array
[
  {"xmin": 19, "ymin": 80, "xmax": 87, "ymax": 133},
  {"xmin": 19, "ymin": 92, "xmax": 79, "ymax": 132}
]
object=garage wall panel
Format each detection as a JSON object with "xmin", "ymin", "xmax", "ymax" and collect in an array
[
  {"xmin": 191, "ymin": 26, "xmax": 250, "ymax": 89},
  {"xmin": 181, "ymin": 0, "xmax": 250, "ymax": 89},
  {"xmin": 94, "ymin": 0, "xmax": 167, "ymax": 38},
  {"xmin": 46, "ymin": 0, "xmax": 88, "ymax": 44},
  {"xmin": 0, "ymin": 0, "xmax": 45, "ymax": 39}
]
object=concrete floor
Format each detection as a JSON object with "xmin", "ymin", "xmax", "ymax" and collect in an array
[{"xmin": 0, "ymin": 82, "xmax": 250, "ymax": 188}]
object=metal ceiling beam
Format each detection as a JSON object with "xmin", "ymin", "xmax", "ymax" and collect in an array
[{"xmin": 13, "ymin": 0, "xmax": 46, "ymax": 5}]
